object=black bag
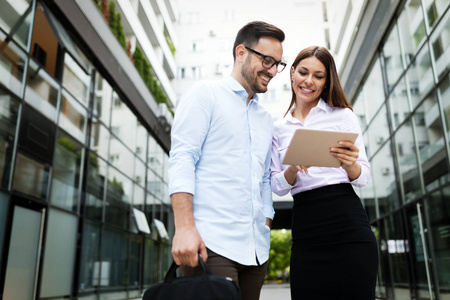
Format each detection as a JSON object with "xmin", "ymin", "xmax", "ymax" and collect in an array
[{"xmin": 143, "ymin": 255, "xmax": 242, "ymax": 300}]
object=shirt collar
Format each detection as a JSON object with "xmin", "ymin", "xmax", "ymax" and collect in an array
[
  {"xmin": 285, "ymin": 98, "xmax": 329, "ymax": 123},
  {"xmin": 224, "ymin": 76, "xmax": 259, "ymax": 102}
]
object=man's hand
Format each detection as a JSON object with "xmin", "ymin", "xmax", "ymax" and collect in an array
[{"xmin": 171, "ymin": 192, "xmax": 208, "ymax": 267}]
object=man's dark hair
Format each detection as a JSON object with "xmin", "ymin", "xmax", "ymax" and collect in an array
[{"xmin": 233, "ymin": 21, "xmax": 285, "ymax": 61}]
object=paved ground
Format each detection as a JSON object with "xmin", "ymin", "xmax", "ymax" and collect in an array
[{"xmin": 260, "ymin": 283, "xmax": 290, "ymax": 300}]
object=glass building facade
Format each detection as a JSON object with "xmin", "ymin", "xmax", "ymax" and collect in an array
[
  {"xmin": 347, "ymin": 0, "xmax": 450, "ymax": 299},
  {"xmin": 0, "ymin": 0, "xmax": 174, "ymax": 299}
]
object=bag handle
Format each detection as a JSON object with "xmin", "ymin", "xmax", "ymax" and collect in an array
[{"xmin": 164, "ymin": 255, "xmax": 211, "ymax": 283}]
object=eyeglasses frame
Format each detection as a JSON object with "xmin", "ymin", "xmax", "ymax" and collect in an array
[{"xmin": 244, "ymin": 46, "xmax": 286, "ymax": 73}]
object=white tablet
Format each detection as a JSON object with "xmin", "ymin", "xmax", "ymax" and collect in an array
[{"xmin": 281, "ymin": 128, "xmax": 358, "ymax": 167}]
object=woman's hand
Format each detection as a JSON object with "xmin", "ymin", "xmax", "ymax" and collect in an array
[
  {"xmin": 330, "ymin": 141, "xmax": 361, "ymax": 180},
  {"xmin": 284, "ymin": 165, "xmax": 309, "ymax": 185}
]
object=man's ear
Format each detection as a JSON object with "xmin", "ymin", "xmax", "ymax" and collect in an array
[{"xmin": 235, "ymin": 44, "xmax": 246, "ymax": 63}]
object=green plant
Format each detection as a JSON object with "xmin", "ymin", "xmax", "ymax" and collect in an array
[
  {"xmin": 267, "ymin": 229, "xmax": 292, "ymax": 281},
  {"xmin": 108, "ymin": 1, "xmax": 126, "ymax": 50}
]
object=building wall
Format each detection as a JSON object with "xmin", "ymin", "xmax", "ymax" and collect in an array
[
  {"xmin": 0, "ymin": 0, "xmax": 175, "ymax": 299},
  {"xmin": 332, "ymin": 0, "xmax": 450, "ymax": 298}
]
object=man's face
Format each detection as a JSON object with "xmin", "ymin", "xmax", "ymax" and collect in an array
[{"xmin": 240, "ymin": 37, "xmax": 283, "ymax": 95}]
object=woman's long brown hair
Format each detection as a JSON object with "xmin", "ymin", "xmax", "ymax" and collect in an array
[{"xmin": 284, "ymin": 46, "xmax": 352, "ymax": 117}]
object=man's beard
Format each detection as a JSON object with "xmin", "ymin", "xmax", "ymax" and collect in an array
[{"xmin": 241, "ymin": 57, "xmax": 270, "ymax": 94}]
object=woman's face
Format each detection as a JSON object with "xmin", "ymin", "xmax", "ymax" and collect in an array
[{"xmin": 291, "ymin": 56, "xmax": 327, "ymax": 106}]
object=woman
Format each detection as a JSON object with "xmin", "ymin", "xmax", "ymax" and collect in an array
[{"xmin": 271, "ymin": 46, "xmax": 378, "ymax": 299}]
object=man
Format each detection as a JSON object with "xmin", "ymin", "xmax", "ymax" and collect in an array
[{"xmin": 168, "ymin": 21, "xmax": 285, "ymax": 300}]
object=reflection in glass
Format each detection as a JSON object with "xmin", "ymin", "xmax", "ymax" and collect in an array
[
  {"xmin": 93, "ymin": 74, "xmax": 112, "ymax": 126},
  {"xmin": 430, "ymin": 12, "xmax": 449, "ymax": 80},
  {"xmin": 396, "ymin": 119, "xmax": 422, "ymax": 202},
  {"xmin": 383, "ymin": 25, "xmax": 403, "ymax": 91},
  {"xmin": 40, "ymin": 209, "xmax": 78, "ymax": 298},
  {"xmin": 389, "ymin": 77, "xmax": 410, "ymax": 130},
  {"xmin": 135, "ymin": 158, "xmax": 146, "ymax": 188},
  {"xmin": 101, "ymin": 227, "xmax": 128, "ymax": 290},
  {"xmin": 90, "ymin": 120, "xmax": 110, "ymax": 160},
  {"xmin": 427, "ymin": 187, "xmax": 450, "ymax": 299},
  {"xmin": 109, "ymin": 136, "xmax": 135, "ymax": 179},
  {"xmin": 413, "ymin": 93, "xmax": 446, "ymax": 191},
  {"xmin": 371, "ymin": 140, "xmax": 398, "ymax": 216},
  {"xmin": 111, "ymin": 93, "xmax": 137, "ymax": 151},
  {"xmin": 441, "ymin": 74, "xmax": 450, "ymax": 151},
  {"xmin": 0, "ymin": 191, "xmax": 9, "ymax": 264},
  {"xmin": 24, "ymin": 58, "xmax": 59, "ymax": 122},
  {"xmin": 13, "ymin": 152, "xmax": 49, "ymax": 199},
  {"xmin": 105, "ymin": 166, "xmax": 132, "ymax": 229},
  {"xmin": 406, "ymin": 203, "xmax": 435, "ymax": 300},
  {"xmin": 385, "ymin": 212, "xmax": 411, "ymax": 299},
  {"xmin": 51, "ymin": 132, "xmax": 83, "ymax": 213},
  {"xmin": 406, "ymin": 45, "xmax": 434, "ymax": 109},
  {"xmin": 78, "ymin": 220, "xmax": 100, "ymax": 293},
  {"xmin": 59, "ymin": 90, "xmax": 87, "ymax": 143},
  {"xmin": 423, "ymin": 0, "xmax": 447, "ymax": 29},
  {"xmin": 362, "ymin": 58, "xmax": 385, "ymax": 123},
  {"xmin": 129, "ymin": 234, "xmax": 143, "ymax": 294},
  {"xmin": 0, "ymin": 92, "xmax": 19, "ymax": 189},
  {"xmin": 63, "ymin": 54, "xmax": 90, "ymax": 105},
  {"xmin": 398, "ymin": 0, "xmax": 427, "ymax": 65},
  {"xmin": 136, "ymin": 121, "xmax": 148, "ymax": 162},
  {"xmin": 0, "ymin": 31, "xmax": 27, "ymax": 96},
  {"xmin": 0, "ymin": 0, "xmax": 33, "ymax": 48},
  {"xmin": 143, "ymin": 238, "xmax": 155, "ymax": 285},
  {"xmin": 367, "ymin": 104, "xmax": 390, "ymax": 158},
  {"xmin": 85, "ymin": 153, "xmax": 106, "ymax": 220}
]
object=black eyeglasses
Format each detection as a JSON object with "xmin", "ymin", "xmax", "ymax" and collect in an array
[{"xmin": 245, "ymin": 46, "xmax": 286, "ymax": 73}]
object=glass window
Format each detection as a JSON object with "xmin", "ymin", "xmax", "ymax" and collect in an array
[
  {"xmin": 427, "ymin": 187, "xmax": 450, "ymax": 299},
  {"xmin": 143, "ymin": 238, "xmax": 156, "ymax": 286},
  {"xmin": 12, "ymin": 152, "xmax": 49, "ymax": 200},
  {"xmin": 0, "ymin": 191, "xmax": 9, "ymax": 266},
  {"xmin": 371, "ymin": 139, "xmax": 399, "ymax": 216},
  {"xmin": 149, "ymin": 136, "xmax": 164, "ymax": 175},
  {"xmin": 395, "ymin": 119, "xmax": 422, "ymax": 203},
  {"xmin": 383, "ymin": 25, "xmax": 404, "ymax": 91},
  {"xmin": 85, "ymin": 153, "xmax": 106, "ymax": 221},
  {"xmin": 24, "ymin": 58, "xmax": 59, "ymax": 122},
  {"xmin": 353, "ymin": 91, "xmax": 367, "ymax": 132},
  {"xmin": 363, "ymin": 58, "xmax": 385, "ymax": 123},
  {"xmin": 389, "ymin": 77, "xmax": 411, "ymax": 130},
  {"xmin": 0, "ymin": 0, "xmax": 33, "ymax": 48},
  {"xmin": 93, "ymin": 74, "xmax": 112, "ymax": 126},
  {"xmin": 423, "ymin": 0, "xmax": 447, "ymax": 29},
  {"xmin": 430, "ymin": 11, "xmax": 449, "ymax": 80},
  {"xmin": 109, "ymin": 137, "xmax": 135, "ymax": 178},
  {"xmin": 0, "ymin": 91, "xmax": 20, "ymax": 189},
  {"xmin": 413, "ymin": 92, "xmax": 447, "ymax": 191},
  {"xmin": 78, "ymin": 220, "xmax": 100, "ymax": 293},
  {"xmin": 397, "ymin": 0, "xmax": 427, "ymax": 65},
  {"xmin": 62, "ymin": 54, "xmax": 90, "ymax": 105},
  {"xmin": 367, "ymin": 105, "xmax": 390, "ymax": 158},
  {"xmin": 0, "ymin": 31, "xmax": 27, "ymax": 96},
  {"xmin": 105, "ymin": 166, "xmax": 132, "ymax": 229},
  {"xmin": 51, "ymin": 132, "xmax": 83, "ymax": 212},
  {"xmin": 129, "ymin": 234, "xmax": 143, "ymax": 295},
  {"xmin": 133, "ymin": 184, "xmax": 145, "ymax": 207},
  {"xmin": 135, "ymin": 157, "xmax": 146, "ymax": 187},
  {"xmin": 384, "ymin": 212, "xmax": 411, "ymax": 299},
  {"xmin": 90, "ymin": 120, "xmax": 110, "ymax": 160},
  {"xmin": 59, "ymin": 89, "xmax": 87, "ymax": 143},
  {"xmin": 110, "ymin": 93, "xmax": 137, "ymax": 151},
  {"xmin": 406, "ymin": 44, "xmax": 434, "ymax": 109},
  {"xmin": 136, "ymin": 121, "xmax": 148, "ymax": 162},
  {"xmin": 101, "ymin": 227, "xmax": 128, "ymax": 290},
  {"xmin": 40, "ymin": 209, "xmax": 78, "ymax": 298},
  {"xmin": 441, "ymin": 73, "xmax": 450, "ymax": 152}
]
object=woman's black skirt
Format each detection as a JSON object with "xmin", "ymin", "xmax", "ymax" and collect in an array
[{"xmin": 290, "ymin": 183, "xmax": 378, "ymax": 300}]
